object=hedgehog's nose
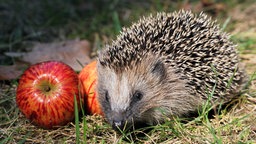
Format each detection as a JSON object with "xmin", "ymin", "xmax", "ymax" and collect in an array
[
  {"xmin": 111, "ymin": 112, "xmax": 125, "ymax": 131},
  {"xmin": 113, "ymin": 120, "xmax": 124, "ymax": 130},
  {"xmin": 112, "ymin": 119, "xmax": 125, "ymax": 131}
]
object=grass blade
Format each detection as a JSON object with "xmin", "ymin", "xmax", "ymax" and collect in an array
[{"xmin": 74, "ymin": 94, "xmax": 80, "ymax": 144}]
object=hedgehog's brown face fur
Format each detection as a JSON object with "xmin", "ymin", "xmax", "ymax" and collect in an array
[{"xmin": 97, "ymin": 54, "xmax": 202, "ymax": 131}]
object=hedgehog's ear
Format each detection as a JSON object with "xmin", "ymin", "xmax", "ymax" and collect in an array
[{"xmin": 151, "ymin": 61, "xmax": 166, "ymax": 81}]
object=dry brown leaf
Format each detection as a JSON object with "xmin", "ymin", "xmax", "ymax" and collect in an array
[
  {"xmin": 7, "ymin": 39, "xmax": 92, "ymax": 71},
  {"xmin": 230, "ymin": 4, "xmax": 256, "ymax": 33},
  {"xmin": 0, "ymin": 64, "xmax": 27, "ymax": 80},
  {"xmin": 241, "ymin": 54, "xmax": 256, "ymax": 64},
  {"xmin": 180, "ymin": 0, "xmax": 226, "ymax": 15},
  {"xmin": 241, "ymin": 54, "xmax": 256, "ymax": 75}
]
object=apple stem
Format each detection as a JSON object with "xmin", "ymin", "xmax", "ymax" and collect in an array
[{"xmin": 44, "ymin": 85, "xmax": 51, "ymax": 92}]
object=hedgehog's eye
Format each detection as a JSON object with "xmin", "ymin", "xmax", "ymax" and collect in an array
[
  {"xmin": 105, "ymin": 91, "xmax": 110, "ymax": 103},
  {"xmin": 132, "ymin": 91, "xmax": 143, "ymax": 102}
]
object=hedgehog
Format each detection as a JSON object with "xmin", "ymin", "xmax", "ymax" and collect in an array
[{"xmin": 96, "ymin": 10, "xmax": 247, "ymax": 131}]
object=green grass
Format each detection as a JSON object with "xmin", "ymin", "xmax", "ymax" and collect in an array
[
  {"xmin": 1, "ymin": 80, "xmax": 255, "ymax": 143},
  {"xmin": 1, "ymin": 0, "xmax": 256, "ymax": 143},
  {"xmin": 74, "ymin": 95, "xmax": 80, "ymax": 144},
  {"xmin": 232, "ymin": 34, "xmax": 256, "ymax": 54}
]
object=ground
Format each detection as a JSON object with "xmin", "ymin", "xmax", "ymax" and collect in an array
[{"xmin": 0, "ymin": 1, "xmax": 256, "ymax": 143}]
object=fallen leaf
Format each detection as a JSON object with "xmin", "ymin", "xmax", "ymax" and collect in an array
[
  {"xmin": 230, "ymin": 4, "xmax": 256, "ymax": 33},
  {"xmin": 0, "ymin": 64, "xmax": 27, "ymax": 80},
  {"xmin": 180, "ymin": 0, "xmax": 226, "ymax": 15},
  {"xmin": 241, "ymin": 54, "xmax": 256, "ymax": 64},
  {"xmin": 5, "ymin": 39, "xmax": 92, "ymax": 71},
  {"xmin": 240, "ymin": 54, "xmax": 256, "ymax": 75}
]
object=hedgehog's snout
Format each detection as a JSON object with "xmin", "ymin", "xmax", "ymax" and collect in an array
[{"xmin": 111, "ymin": 111, "xmax": 127, "ymax": 131}]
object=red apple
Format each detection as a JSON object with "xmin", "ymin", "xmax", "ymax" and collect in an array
[
  {"xmin": 79, "ymin": 61, "xmax": 103, "ymax": 115},
  {"xmin": 16, "ymin": 61, "xmax": 81, "ymax": 129}
]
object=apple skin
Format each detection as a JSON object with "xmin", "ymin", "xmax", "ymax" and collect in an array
[
  {"xmin": 16, "ymin": 61, "xmax": 81, "ymax": 129},
  {"xmin": 79, "ymin": 61, "xmax": 103, "ymax": 115}
]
